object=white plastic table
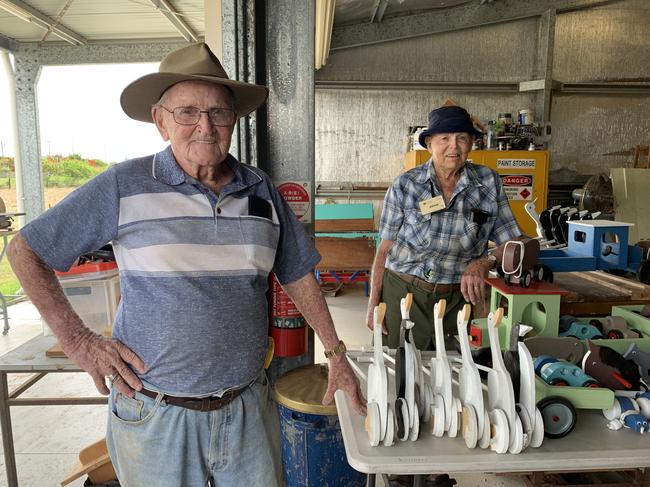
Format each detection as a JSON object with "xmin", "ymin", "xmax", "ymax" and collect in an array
[{"xmin": 335, "ymin": 350, "xmax": 650, "ymax": 486}]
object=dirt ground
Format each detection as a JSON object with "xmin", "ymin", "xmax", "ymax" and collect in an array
[{"xmin": 0, "ymin": 187, "xmax": 75, "ymax": 214}]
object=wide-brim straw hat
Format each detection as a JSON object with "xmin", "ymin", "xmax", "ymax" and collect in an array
[{"xmin": 121, "ymin": 43, "xmax": 268, "ymax": 123}]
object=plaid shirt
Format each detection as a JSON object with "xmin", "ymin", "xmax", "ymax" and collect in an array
[{"xmin": 379, "ymin": 160, "xmax": 520, "ymax": 284}]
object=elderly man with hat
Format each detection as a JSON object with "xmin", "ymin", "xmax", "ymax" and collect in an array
[
  {"xmin": 367, "ymin": 105, "xmax": 522, "ymax": 350},
  {"xmin": 8, "ymin": 43, "xmax": 364, "ymax": 486}
]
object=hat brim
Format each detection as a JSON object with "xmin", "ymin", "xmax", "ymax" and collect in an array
[
  {"xmin": 418, "ymin": 125, "xmax": 482, "ymax": 149},
  {"xmin": 120, "ymin": 72, "xmax": 269, "ymax": 123}
]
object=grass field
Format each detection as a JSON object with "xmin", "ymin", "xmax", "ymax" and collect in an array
[{"xmin": 0, "ymin": 188, "xmax": 75, "ymax": 295}]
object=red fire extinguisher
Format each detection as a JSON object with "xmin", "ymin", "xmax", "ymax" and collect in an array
[{"xmin": 268, "ymin": 273, "xmax": 308, "ymax": 357}]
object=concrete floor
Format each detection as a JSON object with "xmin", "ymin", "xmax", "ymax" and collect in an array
[{"xmin": 0, "ymin": 285, "xmax": 527, "ymax": 487}]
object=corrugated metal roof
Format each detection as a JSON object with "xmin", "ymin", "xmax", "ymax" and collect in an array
[{"xmin": 0, "ymin": 0, "xmax": 205, "ymax": 44}]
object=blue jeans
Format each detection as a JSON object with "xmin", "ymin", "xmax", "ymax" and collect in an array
[{"xmin": 106, "ymin": 374, "xmax": 282, "ymax": 486}]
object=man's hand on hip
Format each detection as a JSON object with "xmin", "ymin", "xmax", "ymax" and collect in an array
[
  {"xmin": 322, "ymin": 354, "xmax": 366, "ymax": 416},
  {"xmin": 460, "ymin": 258, "xmax": 491, "ymax": 306},
  {"xmin": 64, "ymin": 332, "xmax": 146, "ymax": 398}
]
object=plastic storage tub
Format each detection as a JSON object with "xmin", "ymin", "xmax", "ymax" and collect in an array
[{"xmin": 43, "ymin": 271, "xmax": 120, "ymax": 336}]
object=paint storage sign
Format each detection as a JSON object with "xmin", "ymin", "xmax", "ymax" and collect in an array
[
  {"xmin": 501, "ymin": 174, "xmax": 533, "ymax": 201},
  {"xmin": 497, "ymin": 158, "xmax": 537, "ymax": 169}
]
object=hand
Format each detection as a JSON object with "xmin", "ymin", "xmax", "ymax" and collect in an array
[
  {"xmin": 460, "ymin": 258, "xmax": 491, "ymax": 306},
  {"xmin": 322, "ymin": 355, "xmax": 367, "ymax": 416},
  {"xmin": 63, "ymin": 332, "xmax": 146, "ymax": 398},
  {"xmin": 366, "ymin": 302, "xmax": 387, "ymax": 334}
]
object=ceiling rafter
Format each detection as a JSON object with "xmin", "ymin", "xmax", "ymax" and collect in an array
[
  {"xmin": 0, "ymin": 0, "xmax": 86, "ymax": 45},
  {"xmin": 332, "ymin": 0, "xmax": 623, "ymax": 51},
  {"xmin": 369, "ymin": 0, "xmax": 390, "ymax": 23},
  {"xmin": 149, "ymin": 0, "xmax": 198, "ymax": 42}
]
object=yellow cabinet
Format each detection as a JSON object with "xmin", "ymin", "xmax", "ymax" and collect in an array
[{"xmin": 403, "ymin": 150, "xmax": 549, "ymax": 237}]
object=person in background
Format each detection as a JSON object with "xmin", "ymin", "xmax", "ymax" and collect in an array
[
  {"xmin": 8, "ymin": 42, "xmax": 364, "ymax": 487},
  {"xmin": 367, "ymin": 104, "xmax": 522, "ymax": 351}
]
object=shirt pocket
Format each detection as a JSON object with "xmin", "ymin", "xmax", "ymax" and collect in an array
[
  {"xmin": 239, "ymin": 216, "xmax": 279, "ymax": 273},
  {"xmin": 403, "ymin": 209, "xmax": 433, "ymax": 249},
  {"xmin": 458, "ymin": 211, "xmax": 497, "ymax": 256}
]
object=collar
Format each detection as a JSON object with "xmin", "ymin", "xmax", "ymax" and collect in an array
[{"xmin": 151, "ymin": 145, "xmax": 262, "ymax": 193}]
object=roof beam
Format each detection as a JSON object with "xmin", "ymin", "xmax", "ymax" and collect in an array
[
  {"xmin": 369, "ymin": 0, "xmax": 390, "ymax": 23},
  {"xmin": 149, "ymin": 0, "xmax": 198, "ymax": 42},
  {"xmin": 331, "ymin": 0, "xmax": 622, "ymax": 51},
  {"xmin": 0, "ymin": 0, "xmax": 87, "ymax": 45},
  {"xmin": 0, "ymin": 33, "xmax": 15, "ymax": 52}
]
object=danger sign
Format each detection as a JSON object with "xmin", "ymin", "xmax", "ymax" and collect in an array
[
  {"xmin": 502, "ymin": 175, "xmax": 533, "ymax": 186},
  {"xmin": 277, "ymin": 181, "xmax": 312, "ymax": 223},
  {"xmin": 501, "ymin": 174, "xmax": 533, "ymax": 201}
]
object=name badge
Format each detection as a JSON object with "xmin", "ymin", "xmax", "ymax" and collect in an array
[{"xmin": 419, "ymin": 195, "xmax": 446, "ymax": 215}]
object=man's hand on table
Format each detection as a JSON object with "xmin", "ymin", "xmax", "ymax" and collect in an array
[
  {"xmin": 323, "ymin": 354, "xmax": 366, "ymax": 416},
  {"xmin": 63, "ymin": 331, "xmax": 146, "ymax": 398}
]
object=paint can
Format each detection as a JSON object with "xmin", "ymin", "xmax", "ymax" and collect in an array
[
  {"xmin": 518, "ymin": 108, "xmax": 534, "ymax": 125},
  {"xmin": 274, "ymin": 365, "xmax": 365, "ymax": 487}
]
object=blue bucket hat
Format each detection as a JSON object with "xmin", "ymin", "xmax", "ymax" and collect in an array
[{"xmin": 418, "ymin": 105, "xmax": 483, "ymax": 148}]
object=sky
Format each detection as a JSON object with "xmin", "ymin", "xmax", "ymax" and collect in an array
[{"xmin": 0, "ymin": 60, "xmax": 170, "ymax": 163}]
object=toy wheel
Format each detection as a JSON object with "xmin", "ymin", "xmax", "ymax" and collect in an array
[
  {"xmin": 589, "ymin": 319, "xmax": 604, "ymax": 333},
  {"xmin": 520, "ymin": 271, "xmax": 532, "ymax": 288},
  {"xmin": 508, "ymin": 414, "xmax": 525, "ymax": 454},
  {"xmin": 448, "ymin": 398, "xmax": 461, "ymax": 438},
  {"xmin": 547, "ymin": 379, "xmax": 569, "ymax": 386},
  {"xmin": 365, "ymin": 402, "xmax": 381, "ymax": 446},
  {"xmin": 478, "ymin": 409, "xmax": 491, "ymax": 449},
  {"xmin": 608, "ymin": 329, "xmax": 624, "ymax": 339},
  {"xmin": 537, "ymin": 396, "xmax": 577, "ymax": 439},
  {"xmin": 488, "ymin": 409, "xmax": 510, "ymax": 454},
  {"xmin": 409, "ymin": 402, "xmax": 420, "ymax": 441},
  {"xmin": 541, "ymin": 265, "xmax": 554, "ymax": 283},
  {"xmin": 383, "ymin": 403, "xmax": 395, "ymax": 447},
  {"xmin": 396, "ymin": 397, "xmax": 409, "ymax": 441},
  {"xmin": 462, "ymin": 404, "xmax": 478, "ymax": 449},
  {"xmin": 516, "ymin": 405, "xmax": 533, "ymax": 450},
  {"xmin": 637, "ymin": 260, "xmax": 650, "ymax": 285},
  {"xmin": 530, "ymin": 408, "xmax": 544, "ymax": 448},
  {"xmin": 533, "ymin": 265, "xmax": 544, "ymax": 282},
  {"xmin": 584, "ymin": 380, "xmax": 600, "ymax": 388},
  {"xmin": 422, "ymin": 384, "xmax": 433, "ymax": 423},
  {"xmin": 431, "ymin": 394, "xmax": 445, "ymax": 437}
]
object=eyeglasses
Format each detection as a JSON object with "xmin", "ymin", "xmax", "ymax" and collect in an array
[{"xmin": 159, "ymin": 106, "xmax": 236, "ymax": 126}]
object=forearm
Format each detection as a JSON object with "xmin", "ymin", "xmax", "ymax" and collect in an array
[
  {"xmin": 282, "ymin": 272, "xmax": 340, "ymax": 350},
  {"xmin": 7, "ymin": 233, "xmax": 94, "ymax": 350},
  {"xmin": 368, "ymin": 239, "xmax": 393, "ymax": 309}
]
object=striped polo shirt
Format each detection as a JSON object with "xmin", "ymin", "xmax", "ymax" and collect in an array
[{"xmin": 22, "ymin": 146, "xmax": 320, "ymax": 396}]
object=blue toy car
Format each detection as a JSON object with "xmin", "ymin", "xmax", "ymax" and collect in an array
[{"xmin": 534, "ymin": 355, "xmax": 599, "ymax": 387}]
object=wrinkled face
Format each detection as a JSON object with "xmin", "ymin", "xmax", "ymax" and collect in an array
[
  {"xmin": 426, "ymin": 132, "xmax": 473, "ymax": 175},
  {"xmin": 152, "ymin": 80, "xmax": 235, "ymax": 171}
]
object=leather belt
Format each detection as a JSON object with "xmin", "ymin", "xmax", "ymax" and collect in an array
[
  {"xmin": 391, "ymin": 270, "xmax": 460, "ymax": 294},
  {"xmin": 139, "ymin": 386, "xmax": 245, "ymax": 412}
]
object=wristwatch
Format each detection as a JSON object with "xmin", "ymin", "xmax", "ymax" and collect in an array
[{"xmin": 324, "ymin": 340, "xmax": 347, "ymax": 358}]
